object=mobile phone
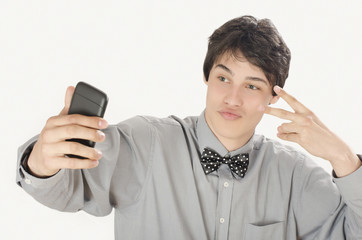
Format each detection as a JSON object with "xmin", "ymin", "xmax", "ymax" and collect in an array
[{"xmin": 67, "ymin": 81, "xmax": 108, "ymax": 158}]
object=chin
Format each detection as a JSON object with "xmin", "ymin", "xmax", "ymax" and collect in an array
[
  {"xmin": 213, "ymin": 120, "xmax": 252, "ymax": 140},
  {"xmin": 220, "ymin": 128, "xmax": 252, "ymax": 141},
  {"xmin": 206, "ymin": 110, "xmax": 257, "ymax": 140}
]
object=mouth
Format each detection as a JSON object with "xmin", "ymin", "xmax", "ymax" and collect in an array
[{"xmin": 219, "ymin": 110, "xmax": 241, "ymax": 120}]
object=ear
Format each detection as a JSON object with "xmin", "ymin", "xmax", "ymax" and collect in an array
[{"xmin": 269, "ymin": 95, "xmax": 280, "ymax": 105}]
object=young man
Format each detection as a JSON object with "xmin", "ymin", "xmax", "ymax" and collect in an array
[{"xmin": 17, "ymin": 15, "xmax": 362, "ymax": 239}]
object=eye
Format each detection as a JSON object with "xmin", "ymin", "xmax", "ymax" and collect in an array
[
  {"xmin": 247, "ymin": 84, "xmax": 259, "ymax": 90},
  {"xmin": 218, "ymin": 76, "xmax": 229, "ymax": 83}
]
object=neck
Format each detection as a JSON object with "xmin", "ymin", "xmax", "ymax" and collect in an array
[{"xmin": 216, "ymin": 133, "xmax": 253, "ymax": 152}]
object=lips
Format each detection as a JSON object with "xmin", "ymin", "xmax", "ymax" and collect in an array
[{"xmin": 219, "ymin": 110, "xmax": 241, "ymax": 120}]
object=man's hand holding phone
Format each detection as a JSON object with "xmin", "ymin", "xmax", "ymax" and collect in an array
[{"xmin": 27, "ymin": 84, "xmax": 108, "ymax": 177}]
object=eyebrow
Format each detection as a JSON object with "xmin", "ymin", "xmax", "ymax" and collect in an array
[
  {"xmin": 215, "ymin": 64, "xmax": 234, "ymax": 76},
  {"xmin": 245, "ymin": 76, "xmax": 269, "ymax": 86},
  {"xmin": 215, "ymin": 64, "xmax": 269, "ymax": 86}
]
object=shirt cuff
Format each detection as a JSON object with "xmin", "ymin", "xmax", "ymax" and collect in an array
[
  {"xmin": 19, "ymin": 165, "xmax": 66, "ymax": 189},
  {"xmin": 333, "ymin": 154, "xmax": 362, "ymax": 201},
  {"xmin": 332, "ymin": 154, "xmax": 362, "ymax": 178}
]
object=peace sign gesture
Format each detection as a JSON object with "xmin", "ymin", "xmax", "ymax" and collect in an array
[{"xmin": 265, "ymin": 86, "xmax": 361, "ymax": 177}]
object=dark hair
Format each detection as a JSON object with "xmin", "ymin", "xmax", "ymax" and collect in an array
[{"xmin": 203, "ymin": 15, "xmax": 291, "ymax": 95}]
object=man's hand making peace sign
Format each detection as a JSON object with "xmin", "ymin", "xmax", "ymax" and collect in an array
[{"xmin": 265, "ymin": 86, "xmax": 361, "ymax": 177}]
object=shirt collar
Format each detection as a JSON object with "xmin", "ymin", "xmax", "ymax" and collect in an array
[{"xmin": 196, "ymin": 110, "xmax": 256, "ymax": 157}]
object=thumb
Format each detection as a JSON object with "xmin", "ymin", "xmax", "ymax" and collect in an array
[{"xmin": 59, "ymin": 86, "xmax": 75, "ymax": 115}]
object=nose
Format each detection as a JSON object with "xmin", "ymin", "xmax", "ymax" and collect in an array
[{"xmin": 224, "ymin": 86, "xmax": 243, "ymax": 107}]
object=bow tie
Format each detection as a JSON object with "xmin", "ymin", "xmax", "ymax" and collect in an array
[{"xmin": 200, "ymin": 148, "xmax": 249, "ymax": 178}]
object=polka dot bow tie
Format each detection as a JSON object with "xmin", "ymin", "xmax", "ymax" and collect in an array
[{"xmin": 200, "ymin": 148, "xmax": 249, "ymax": 178}]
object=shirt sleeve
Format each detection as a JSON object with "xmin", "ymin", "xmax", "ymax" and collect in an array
[
  {"xmin": 293, "ymin": 154, "xmax": 362, "ymax": 240},
  {"xmin": 16, "ymin": 116, "xmax": 155, "ymax": 217},
  {"xmin": 332, "ymin": 154, "xmax": 362, "ymax": 238}
]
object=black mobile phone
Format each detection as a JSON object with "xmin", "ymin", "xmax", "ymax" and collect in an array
[{"xmin": 67, "ymin": 81, "xmax": 108, "ymax": 158}]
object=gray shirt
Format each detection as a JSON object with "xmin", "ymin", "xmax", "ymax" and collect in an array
[{"xmin": 17, "ymin": 112, "xmax": 362, "ymax": 239}]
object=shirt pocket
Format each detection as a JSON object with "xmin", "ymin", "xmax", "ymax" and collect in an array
[{"xmin": 244, "ymin": 221, "xmax": 284, "ymax": 239}]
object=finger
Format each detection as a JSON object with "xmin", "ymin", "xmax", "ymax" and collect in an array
[
  {"xmin": 277, "ymin": 122, "xmax": 305, "ymax": 135},
  {"xmin": 277, "ymin": 122, "xmax": 302, "ymax": 134},
  {"xmin": 273, "ymin": 86, "xmax": 310, "ymax": 114},
  {"xmin": 49, "ymin": 156, "xmax": 99, "ymax": 170},
  {"xmin": 277, "ymin": 132, "xmax": 299, "ymax": 143},
  {"xmin": 60, "ymin": 86, "xmax": 75, "ymax": 116},
  {"xmin": 264, "ymin": 106, "xmax": 305, "ymax": 123},
  {"xmin": 46, "ymin": 114, "xmax": 108, "ymax": 130},
  {"xmin": 44, "ymin": 125, "xmax": 106, "ymax": 143},
  {"xmin": 48, "ymin": 142, "xmax": 103, "ymax": 160}
]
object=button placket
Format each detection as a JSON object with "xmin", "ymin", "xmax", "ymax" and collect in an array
[{"xmin": 216, "ymin": 165, "xmax": 234, "ymax": 240}]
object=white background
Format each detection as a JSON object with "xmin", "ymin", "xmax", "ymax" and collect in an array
[{"xmin": 1, "ymin": 0, "xmax": 361, "ymax": 239}]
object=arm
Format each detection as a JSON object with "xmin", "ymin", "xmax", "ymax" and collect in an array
[
  {"xmin": 17, "ymin": 119, "xmax": 152, "ymax": 216},
  {"xmin": 290, "ymin": 154, "xmax": 362, "ymax": 239},
  {"xmin": 16, "ymin": 86, "xmax": 113, "ymax": 215},
  {"xmin": 265, "ymin": 86, "xmax": 362, "ymax": 239},
  {"xmin": 17, "ymin": 87, "xmax": 153, "ymax": 216}
]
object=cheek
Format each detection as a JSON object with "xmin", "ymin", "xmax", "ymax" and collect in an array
[
  {"xmin": 206, "ymin": 85, "xmax": 225, "ymax": 105},
  {"xmin": 243, "ymin": 94, "xmax": 267, "ymax": 110},
  {"xmin": 242, "ymin": 95, "xmax": 270, "ymax": 120}
]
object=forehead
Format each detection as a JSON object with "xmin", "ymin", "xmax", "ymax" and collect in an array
[{"xmin": 213, "ymin": 51, "xmax": 269, "ymax": 83}]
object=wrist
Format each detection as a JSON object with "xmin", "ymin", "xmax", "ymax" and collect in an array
[
  {"xmin": 331, "ymin": 151, "xmax": 361, "ymax": 177},
  {"xmin": 24, "ymin": 142, "xmax": 59, "ymax": 178},
  {"xmin": 27, "ymin": 153, "xmax": 59, "ymax": 178}
]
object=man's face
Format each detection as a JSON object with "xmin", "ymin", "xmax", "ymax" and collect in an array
[{"xmin": 204, "ymin": 52, "xmax": 279, "ymax": 150}]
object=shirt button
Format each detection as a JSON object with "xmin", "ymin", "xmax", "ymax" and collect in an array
[
  {"xmin": 224, "ymin": 182, "xmax": 229, "ymax": 188},
  {"xmin": 24, "ymin": 178, "xmax": 32, "ymax": 184},
  {"xmin": 220, "ymin": 218, "xmax": 225, "ymax": 224}
]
